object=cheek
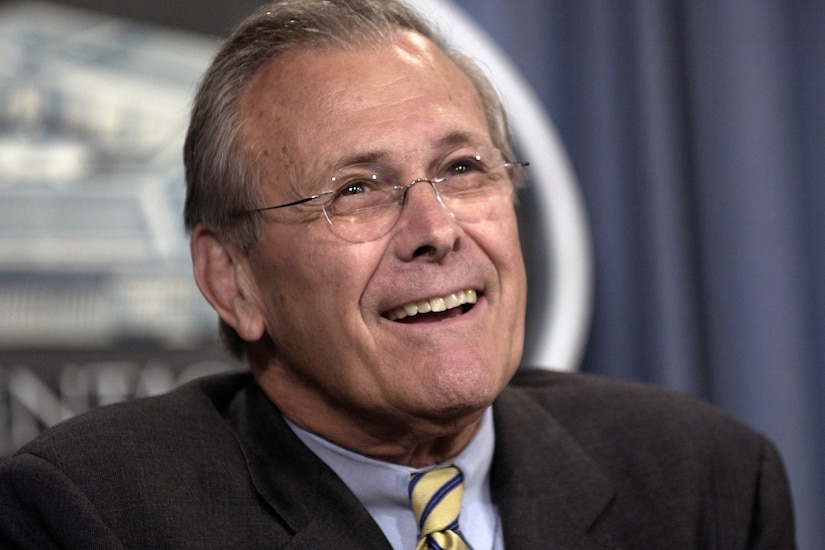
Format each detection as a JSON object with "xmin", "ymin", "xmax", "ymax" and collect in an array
[
  {"xmin": 254, "ymin": 234, "xmax": 384, "ymax": 328},
  {"xmin": 474, "ymin": 210, "xmax": 528, "ymax": 336},
  {"xmin": 474, "ymin": 208, "xmax": 525, "ymax": 278}
]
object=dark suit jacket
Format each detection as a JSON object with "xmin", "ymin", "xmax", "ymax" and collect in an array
[{"xmin": 0, "ymin": 369, "xmax": 795, "ymax": 549}]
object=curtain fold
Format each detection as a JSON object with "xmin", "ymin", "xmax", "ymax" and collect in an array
[{"xmin": 452, "ymin": 0, "xmax": 824, "ymax": 546}]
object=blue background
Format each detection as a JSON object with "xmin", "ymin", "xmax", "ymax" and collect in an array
[{"xmin": 449, "ymin": 1, "xmax": 824, "ymax": 547}]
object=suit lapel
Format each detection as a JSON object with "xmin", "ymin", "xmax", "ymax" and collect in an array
[
  {"xmin": 492, "ymin": 385, "xmax": 618, "ymax": 550},
  {"xmin": 223, "ymin": 376, "xmax": 618, "ymax": 548},
  {"xmin": 227, "ymin": 381, "xmax": 392, "ymax": 550}
]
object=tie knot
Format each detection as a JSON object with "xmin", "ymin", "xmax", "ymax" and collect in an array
[{"xmin": 409, "ymin": 466, "xmax": 468, "ymax": 549}]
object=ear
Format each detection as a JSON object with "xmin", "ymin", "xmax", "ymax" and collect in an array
[{"xmin": 190, "ymin": 224, "xmax": 266, "ymax": 343}]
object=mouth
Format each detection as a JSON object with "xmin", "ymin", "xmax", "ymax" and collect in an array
[{"xmin": 384, "ymin": 289, "xmax": 478, "ymax": 323}]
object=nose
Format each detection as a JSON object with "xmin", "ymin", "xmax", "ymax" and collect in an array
[
  {"xmin": 399, "ymin": 178, "xmax": 446, "ymax": 208},
  {"xmin": 392, "ymin": 177, "xmax": 463, "ymax": 261}
]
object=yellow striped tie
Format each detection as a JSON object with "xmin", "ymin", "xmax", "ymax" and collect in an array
[{"xmin": 409, "ymin": 466, "xmax": 469, "ymax": 550}]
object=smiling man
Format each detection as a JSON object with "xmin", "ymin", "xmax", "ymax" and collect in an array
[
  {"xmin": 194, "ymin": 26, "xmax": 527, "ymax": 469},
  {"xmin": 0, "ymin": 1, "xmax": 795, "ymax": 548}
]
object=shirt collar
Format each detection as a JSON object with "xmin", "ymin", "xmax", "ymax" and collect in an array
[{"xmin": 284, "ymin": 407, "xmax": 499, "ymax": 550}]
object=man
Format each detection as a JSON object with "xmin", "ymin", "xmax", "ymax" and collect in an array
[{"xmin": 0, "ymin": 0, "xmax": 795, "ymax": 548}]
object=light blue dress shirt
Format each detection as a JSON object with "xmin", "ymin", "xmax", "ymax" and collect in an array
[{"xmin": 285, "ymin": 407, "xmax": 504, "ymax": 550}]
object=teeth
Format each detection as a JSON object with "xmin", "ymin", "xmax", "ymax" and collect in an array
[{"xmin": 387, "ymin": 289, "xmax": 477, "ymax": 321}]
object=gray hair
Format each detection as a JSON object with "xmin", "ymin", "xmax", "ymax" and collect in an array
[{"xmin": 183, "ymin": 0, "xmax": 515, "ymax": 358}]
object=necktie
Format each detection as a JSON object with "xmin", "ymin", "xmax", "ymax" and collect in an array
[{"xmin": 409, "ymin": 465, "xmax": 469, "ymax": 550}]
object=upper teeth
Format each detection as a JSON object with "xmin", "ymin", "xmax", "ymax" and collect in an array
[{"xmin": 387, "ymin": 289, "xmax": 477, "ymax": 321}]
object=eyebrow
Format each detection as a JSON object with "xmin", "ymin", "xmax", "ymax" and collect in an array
[
  {"xmin": 436, "ymin": 130, "xmax": 487, "ymax": 150},
  {"xmin": 332, "ymin": 131, "xmax": 488, "ymax": 170},
  {"xmin": 335, "ymin": 150, "xmax": 388, "ymax": 168}
]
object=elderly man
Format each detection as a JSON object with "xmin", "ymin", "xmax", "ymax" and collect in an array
[{"xmin": 0, "ymin": 1, "xmax": 794, "ymax": 548}]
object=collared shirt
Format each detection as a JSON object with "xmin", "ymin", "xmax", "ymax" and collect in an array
[{"xmin": 285, "ymin": 407, "xmax": 504, "ymax": 550}]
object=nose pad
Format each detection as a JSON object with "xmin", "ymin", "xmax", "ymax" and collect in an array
[
  {"xmin": 393, "ymin": 177, "xmax": 462, "ymax": 261},
  {"xmin": 400, "ymin": 178, "xmax": 451, "ymax": 214}
]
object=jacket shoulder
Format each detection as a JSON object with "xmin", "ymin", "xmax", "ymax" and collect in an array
[
  {"xmin": 502, "ymin": 369, "xmax": 782, "ymax": 511},
  {"xmin": 0, "ymin": 372, "xmax": 297, "ymax": 547},
  {"xmin": 16, "ymin": 371, "xmax": 253, "ymax": 458},
  {"xmin": 507, "ymin": 368, "xmax": 753, "ymax": 442},
  {"xmin": 499, "ymin": 369, "xmax": 795, "ymax": 548}
]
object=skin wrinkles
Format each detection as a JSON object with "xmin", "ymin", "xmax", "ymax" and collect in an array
[
  {"xmin": 243, "ymin": 39, "xmax": 477, "ymax": 208},
  {"xmin": 219, "ymin": 30, "xmax": 527, "ymax": 467}
]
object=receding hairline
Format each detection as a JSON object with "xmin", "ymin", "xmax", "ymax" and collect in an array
[
  {"xmin": 234, "ymin": 28, "xmax": 495, "ymax": 181},
  {"xmin": 237, "ymin": 27, "xmax": 463, "ymax": 117}
]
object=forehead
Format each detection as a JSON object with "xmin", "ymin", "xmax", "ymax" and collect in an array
[{"xmin": 239, "ymin": 31, "xmax": 489, "ymax": 189}]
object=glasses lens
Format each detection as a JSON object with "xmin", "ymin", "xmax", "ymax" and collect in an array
[
  {"xmin": 434, "ymin": 146, "xmax": 513, "ymax": 222},
  {"xmin": 323, "ymin": 164, "xmax": 400, "ymax": 242},
  {"xmin": 322, "ymin": 146, "xmax": 516, "ymax": 243}
]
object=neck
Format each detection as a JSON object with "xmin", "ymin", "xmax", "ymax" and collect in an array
[
  {"xmin": 349, "ymin": 413, "xmax": 486, "ymax": 468},
  {"xmin": 282, "ymin": 398, "xmax": 485, "ymax": 468},
  {"xmin": 254, "ymin": 363, "xmax": 486, "ymax": 468}
]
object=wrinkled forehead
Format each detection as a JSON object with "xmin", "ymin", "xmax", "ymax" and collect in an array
[
  {"xmin": 240, "ymin": 30, "xmax": 456, "ymax": 119},
  {"xmin": 238, "ymin": 30, "xmax": 489, "ymax": 195}
]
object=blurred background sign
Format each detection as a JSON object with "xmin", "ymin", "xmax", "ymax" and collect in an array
[
  {"xmin": 0, "ymin": 1, "xmax": 216, "ymax": 348},
  {"xmin": 0, "ymin": 1, "xmax": 241, "ymax": 454}
]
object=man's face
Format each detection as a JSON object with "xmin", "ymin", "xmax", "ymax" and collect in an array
[{"xmin": 237, "ymin": 31, "xmax": 527, "ymax": 449}]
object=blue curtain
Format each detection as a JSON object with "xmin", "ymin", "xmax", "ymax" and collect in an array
[{"xmin": 450, "ymin": 0, "xmax": 825, "ymax": 546}]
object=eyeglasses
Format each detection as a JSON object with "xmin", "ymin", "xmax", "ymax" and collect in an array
[{"xmin": 247, "ymin": 145, "xmax": 528, "ymax": 243}]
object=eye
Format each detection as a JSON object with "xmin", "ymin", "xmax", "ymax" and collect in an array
[
  {"xmin": 328, "ymin": 168, "xmax": 391, "ymax": 213},
  {"xmin": 444, "ymin": 155, "xmax": 485, "ymax": 177},
  {"xmin": 331, "ymin": 170, "xmax": 380, "ymax": 197},
  {"xmin": 438, "ymin": 147, "xmax": 498, "ymax": 180},
  {"xmin": 338, "ymin": 181, "xmax": 371, "ymax": 197}
]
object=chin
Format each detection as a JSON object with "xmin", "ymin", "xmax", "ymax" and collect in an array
[{"xmin": 427, "ymin": 362, "xmax": 509, "ymax": 412}]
